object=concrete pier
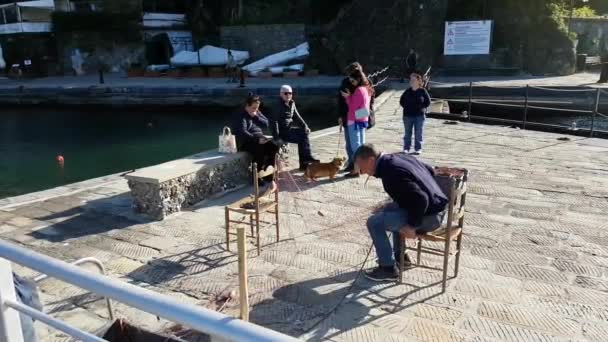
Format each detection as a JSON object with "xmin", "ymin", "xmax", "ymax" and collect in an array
[{"xmin": 1, "ymin": 89, "xmax": 608, "ymax": 341}]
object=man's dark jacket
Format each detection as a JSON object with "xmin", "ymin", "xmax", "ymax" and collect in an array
[
  {"xmin": 268, "ymin": 99, "xmax": 307, "ymax": 139},
  {"xmin": 375, "ymin": 153, "xmax": 448, "ymax": 226}
]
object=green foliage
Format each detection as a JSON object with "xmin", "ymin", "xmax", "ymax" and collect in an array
[
  {"xmin": 573, "ymin": 6, "xmax": 598, "ymax": 17},
  {"xmin": 51, "ymin": 11, "xmax": 142, "ymax": 42}
]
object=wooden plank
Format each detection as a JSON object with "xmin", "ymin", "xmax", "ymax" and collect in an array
[{"xmin": 237, "ymin": 228, "xmax": 249, "ymax": 322}]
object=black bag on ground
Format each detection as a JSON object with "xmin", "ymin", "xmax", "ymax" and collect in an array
[{"xmin": 100, "ymin": 319, "xmax": 187, "ymax": 342}]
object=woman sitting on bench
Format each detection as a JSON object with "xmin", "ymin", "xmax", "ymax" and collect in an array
[{"xmin": 232, "ymin": 94, "xmax": 279, "ymax": 187}]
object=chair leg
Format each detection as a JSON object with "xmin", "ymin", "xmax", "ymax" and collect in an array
[
  {"xmin": 225, "ymin": 207, "xmax": 230, "ymax": 252},
  {"xmin": 454, "ymin": 233, "xmax": 463, "ymax": 277},
  {"xmin": 275, "ymin": 204, "xmax": 280, "ymax": 243},
  {"xmin": 416, "ymin": 240, "xmax": 422, "ymax": 266},
  {"xmin": 441, "ymin": 240, "xmax": 450, "ymax": 293},
  {"xmin": 399, "ymin": 238, "xmax": 405, "ymax": 283},
  {"xmin": 255, "ymin": 212, "xmax": 261, "ymax": 256}
]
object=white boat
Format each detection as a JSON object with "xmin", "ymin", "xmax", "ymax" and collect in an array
[
  {"xmin": 170, "ymin": 45, "xmax": 249, "ymax": 66},
  {"xmin": 242, "ymin": 43, "xmax": 309, "ymax": 73},
  {"xmin": 249, "ymin": 64, "xmax": 304, "ymax": 76}
]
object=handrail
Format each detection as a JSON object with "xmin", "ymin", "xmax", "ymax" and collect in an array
[
  {"xmin": 4, "ymin": 300, "xmax": 106, "ymax": 342},
  {"xmin": 0, "ymin": 240, "xmax": 300, "ymax": 342},
  {"xmin": 34, "ymin": 257, "xmax": 114, "ymax": 320}
]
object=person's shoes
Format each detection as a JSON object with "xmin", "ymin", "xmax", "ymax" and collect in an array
[
  {"xmin": 394, "ymin": 253, "xmax": 413, "ymax": 270},
  {"xmin": 412, "ymin": 150, "xmax": 422, "ymax": 155},
  {"xmin": 403, "ymin": 149, "xmax": 410, "ymax": 154},
  {"xmin": 342, "ymin": 164, "xmax": 354, "ymax": 173},
  {"xmin": 299, "ymin": 164, "xmax": 308, "ymax": 171},
  {"xmin": 364, "ymin": 266, "xmax": 398, "ymax": 282}
]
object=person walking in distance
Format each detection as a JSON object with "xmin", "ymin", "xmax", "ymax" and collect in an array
[
  {"xmin": 400, "ymin": 73, "xmax": 431, "ymax": 155},
  {"xmin": 226, "ymin": 50, "xmax": 238, "ymax": 83},
  {"xmin": 268, "ymin": 85, "xmax": 319, "ymax": 170},
  {"xmin": 405, "ymin": 49, "xmax": 418, "ymax": 78}
]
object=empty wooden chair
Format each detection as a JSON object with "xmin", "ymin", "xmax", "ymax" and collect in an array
[
  {"xmin": 225, "ymin": 162, "xmax": 280, "ymax": 256},
  {"xmin": 398, "ymin": 167, "xmax": 468, "ymax": 292}
]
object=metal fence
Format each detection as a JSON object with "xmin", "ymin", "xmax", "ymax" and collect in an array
[
  {"xmin": 0, "ymin": 239, "xmax": 300, "ymax": 342},
  {"xmin": 427, "ymin": 81, "xmax": 608, "ymax": 137}
]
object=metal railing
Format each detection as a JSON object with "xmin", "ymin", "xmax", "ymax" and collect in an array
[
  {"xmin": 0, "ymin": 239, "xmax": 300, "ymax": 342},
  {"xmin": 429, "ymin": 82, "xmax": 607, "ymax": 137},
  {"xmin": 34, "ymin": 257, "xmax": 114, "ymax": 321}
]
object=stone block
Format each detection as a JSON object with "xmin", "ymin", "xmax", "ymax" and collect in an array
[{"xmin": 126, "ymin": 151, "xmax": 250, "ymax": 220}]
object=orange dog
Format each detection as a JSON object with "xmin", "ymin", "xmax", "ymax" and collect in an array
[{"xmin": 304, "ymin": 157, "xmax": 346, "ymax": 181}]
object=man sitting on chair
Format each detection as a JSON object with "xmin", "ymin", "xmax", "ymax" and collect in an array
[
  {"xmin": 268, "ymin": 85, "xmax": 319, "ymax": 170},
  {"xmin": 354, "ymin": 143, "xmax": 448, "ymax": 281}
]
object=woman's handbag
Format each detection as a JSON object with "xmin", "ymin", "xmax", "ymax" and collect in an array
[
  {"xmin": 218, "ymin": 127, "xmax": 237, "ymax": 154},
  {"xmin": 354, "ymin": 107, "xmax": 370, "ymax": 120}
]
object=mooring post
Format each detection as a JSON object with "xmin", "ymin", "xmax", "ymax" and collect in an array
[
  {"xmin": 591, "ymin": 88, "xmax": 600, "ymax": 138},
  {"xmin": 239, "ymin": 68, "xmax": 246, "ymax": 88},
  {"xmin": 523, "ymin": 85, "xmax": 529, "ymax": 130},
  {"xmin": 468, "ymin": 81, "xmax": 473, "ymax": 122},
  {"xmin": 237, "ymin": 227, "xmax": 249, "ymax": 322}
]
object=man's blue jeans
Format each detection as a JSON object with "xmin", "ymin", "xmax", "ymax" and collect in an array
[
  {"xmin": 403, "ymin": 115, "xmax": 425, "ymax": 151},
  {"xmin": 366, "ymin": 203, "xmax": 445, "ymax": 267}
]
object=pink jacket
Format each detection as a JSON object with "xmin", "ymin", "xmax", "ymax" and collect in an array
[{"xmin": 346, "ymin": 86, "xmax": 371, "ymax": 125}]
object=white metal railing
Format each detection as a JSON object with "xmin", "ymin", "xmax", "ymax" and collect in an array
[
  {"xmin": 34, "ymin": 257, "xmax": 114, "ymax": 321},
  {"xmin": 0, "ymin": 239, "xmax": 300, "ymax": 342}
]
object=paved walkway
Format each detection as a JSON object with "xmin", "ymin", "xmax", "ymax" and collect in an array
[
  {"xmin": 2, "ymin": 90, "xmax": 608, "ymax": 341},
  {"xmin": 429, "ymin": 72, "xmax": 608, "ymax": 88},
  {"xmin": 0, "ymin": 74, "xmax": 343, "ymax": 90}
]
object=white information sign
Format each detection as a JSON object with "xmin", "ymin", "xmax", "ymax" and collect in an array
[{"xmin": 444, "ymin": 20, "xmax": 492, "ymax": 55}]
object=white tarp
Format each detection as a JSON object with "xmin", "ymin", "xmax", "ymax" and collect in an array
[
  {"xmin": 243, "ymin": 43, "xmax": 309, "ymax": 73},
  {"xmin": 170, "ymin": 45, "xmax": 249, "ymax": 66},
  {"xmin": 444, "ymin": 21, "xmax": 492, "ymax": 55},
  {"xmin": 0, "ymin": 22, "xmax": 51, "ymax": 34},
  {"xmin": 249, "ymin": 64, "xmax": 304, "ymax": 76},
  {"xmin": 16, "ymin": 0, "xmax": 54, "ymax": 8},
  {"xmin": 143, "ymin": 13, "xmax": 186, "ymax": 28},
  {"xmin": 145, "ymin": 30, "xmax": 194, "ymax": 54}
]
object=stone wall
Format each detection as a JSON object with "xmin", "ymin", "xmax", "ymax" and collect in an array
[
  {"xmin": 570, "ymin": 17, "xmax": 608, "ymax": 55},
  {"xmin": 313, "ymin": 0, "xmax": 449, "ymax": 75},
  {"xmin": 56, "ymin": 31, "xmax": 145, "ymax": 74},
  {"xmin": 220, "ymin": 24, "xmax": 306, "ymax": 61},
  {"xmin": 127, "ymin": 154, "xmax": 251, "ymax": 220}
]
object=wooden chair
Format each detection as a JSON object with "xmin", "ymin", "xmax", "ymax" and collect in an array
[
  {"xmin": 225, "ymin": 161, "xmax": 280, "ymax": 256},
  {"xmin": 398, "ymin": 167, "xmax": 468, "ymax": 292}
]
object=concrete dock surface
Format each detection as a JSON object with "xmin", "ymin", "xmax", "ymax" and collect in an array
[{"xmin": 1, "ymin": 89, "xmax": 608, "ymax": 341}]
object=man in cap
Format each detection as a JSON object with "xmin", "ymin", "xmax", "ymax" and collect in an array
[{"xmin": 269, "ymin": 85, "xmax": 319, "ymax": 170}]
